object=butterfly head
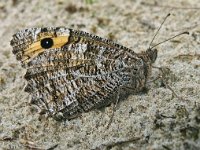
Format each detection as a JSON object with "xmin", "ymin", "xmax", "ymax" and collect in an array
[{"xmin": 146, "ymin": 48, "xmax": 157, "ymax": 64}]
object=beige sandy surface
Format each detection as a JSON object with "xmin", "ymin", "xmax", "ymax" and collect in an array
[{"xmin": 0, "ymin": 0, "xmax": 200, "ymax": 149}]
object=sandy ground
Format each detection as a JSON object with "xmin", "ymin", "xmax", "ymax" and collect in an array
[{"xmin": 0, "ymin": 0, "xmax": 200, "ymax": 149}]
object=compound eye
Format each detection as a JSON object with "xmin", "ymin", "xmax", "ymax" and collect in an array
[{"xmin": 40, "ymin": 38, "xmax": 54, "ymax": 49}]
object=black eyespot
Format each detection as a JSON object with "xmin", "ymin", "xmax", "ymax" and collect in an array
[{"xmin": 41, "ymin": 38, "xmax": 53, "ymax": 49}]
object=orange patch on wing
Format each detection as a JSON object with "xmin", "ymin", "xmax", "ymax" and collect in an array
[{"xmin": 22, "ymin": 36, "xmax": 69, "ymax": 63}]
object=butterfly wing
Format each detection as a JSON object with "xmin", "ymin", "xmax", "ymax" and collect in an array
[{"xmin": 11, "ymin": 27, "xmax": 145, "ymax": 119}]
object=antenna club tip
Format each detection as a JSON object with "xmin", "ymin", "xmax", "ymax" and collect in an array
[{"xmin": 167, "ymin": 13, "xmax": 171, "ymax": 16}]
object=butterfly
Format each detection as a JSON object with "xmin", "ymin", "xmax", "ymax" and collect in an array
[{"xmin": 10, "ymin": 26, "xmax": 158, "ymax": 120}]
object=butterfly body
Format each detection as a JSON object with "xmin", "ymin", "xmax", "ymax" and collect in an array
[{"xmin": 11, "ymin": 27, "xmax": 157, "ymax": 120}]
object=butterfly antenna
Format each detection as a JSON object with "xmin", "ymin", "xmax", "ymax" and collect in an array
[
  {"xmin": 149, "ymin": 13, "xmax": 171, "ymax": 49},
  {"xmin": 150, "ymin": 31, "xmax": 189, "ymax": 49}
]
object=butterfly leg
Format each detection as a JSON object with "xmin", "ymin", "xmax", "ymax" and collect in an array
[
  {"xmin": 106, "ymin": 86, "xmax": 122, "ymax": 129},
  {"xmin": 149, "ymin": 66, "xmax": 184, "ymax": 100}
]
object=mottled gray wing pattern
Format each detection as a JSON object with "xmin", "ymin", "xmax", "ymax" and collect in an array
[{"xmin": 11, "ymin": 27, "xmax": 147, "ymax": 120}]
